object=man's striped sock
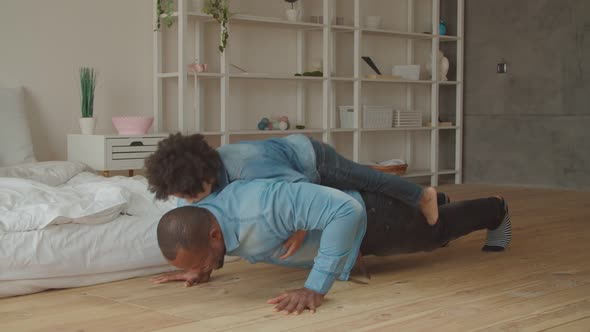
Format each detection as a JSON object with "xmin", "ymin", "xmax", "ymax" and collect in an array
[
  {"xmin": 437, "ymin": 192, "xmax": 451, "ymax": 206},
  {"xmin": 482, "ymin": 198, "xmax": 512, "ymax": 252}
]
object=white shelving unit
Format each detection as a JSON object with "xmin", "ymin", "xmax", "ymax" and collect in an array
[{"xmin": 153, "ymin": 0, "xmax": 464, "ymax": 186}]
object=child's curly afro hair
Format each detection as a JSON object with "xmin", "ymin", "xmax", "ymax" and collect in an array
[{"xmin": 145, "ymin": 133, "xmax": 222, "ymax": 200}]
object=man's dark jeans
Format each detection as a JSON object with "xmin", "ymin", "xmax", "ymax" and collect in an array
[{"xmin": 360, "ymin": 192, "xmax": 505, "ymax": 255}]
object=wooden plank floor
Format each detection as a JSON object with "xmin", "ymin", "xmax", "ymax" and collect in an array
[{"xmin": 2, "ymin": 185, "xmax": 590, "ymax": 332}]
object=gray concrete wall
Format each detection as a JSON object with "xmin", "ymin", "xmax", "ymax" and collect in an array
[{"xmin": 462, "ymin": 0, "xmax": 590, "ymax": 190}]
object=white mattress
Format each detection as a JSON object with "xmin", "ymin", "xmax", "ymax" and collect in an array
[{"xmin": 0, "ymin": 161, "xmax": 178, "ymax": 298}]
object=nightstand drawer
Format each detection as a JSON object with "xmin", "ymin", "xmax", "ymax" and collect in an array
[
  {"xmin": 112, "ymin": 146, "xmax": 158, "ymax": 153},
  {"xmin": 106, "ymin": 137, "xmax": 162, "ymax": 150},
  {"xmin": 112, "ymin": 151, "xmax": 154, "ymax": 160},
  {"xmin": 106, "ymin": 136, "xmax": 165, "ymax": 170},
  {"xmin": 68, "ymin": 134, "xmax": 167, "ymax": 172}
]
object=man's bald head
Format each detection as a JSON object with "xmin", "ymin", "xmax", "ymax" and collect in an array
[{"xmin": 157, "ymin": 206, "xmax": 214, "ymax": 261}]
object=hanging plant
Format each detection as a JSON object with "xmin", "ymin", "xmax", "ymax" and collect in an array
[
  {"xmin": 155, "ymin": 0, "xmax": 175, "ymax": 32},
  {"xmin": 203, "ymin": 0, "xmax": 232, "ymax": 53}
]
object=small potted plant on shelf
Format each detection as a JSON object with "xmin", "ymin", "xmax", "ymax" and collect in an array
[
  {"xmin": 284, "ymin": 0, "xmax": 300, "ymax": 21},
  {"xmin": 79, "ymin": 67, "xmax": 97, "ymax": 135},
  {"xmin": 204, "ymin": 0, "xmax": 231, "ymax": 53},
  {"xmin": 154, "ymin": 0, "xmax": 175, "ymax": 31}
]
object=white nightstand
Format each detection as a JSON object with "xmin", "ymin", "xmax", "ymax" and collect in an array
[{"xmin": 67, "ymin": 134, "xmax": 168, "ymax": 176}]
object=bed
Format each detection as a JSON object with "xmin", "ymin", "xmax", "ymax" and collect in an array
[
  {"xmin": 0, "ymin": 161, "xmax": 178, "ymax": 298},
  {"xmin": 0, "ymin": 86, "xmax": 179, "ymax": 298}
]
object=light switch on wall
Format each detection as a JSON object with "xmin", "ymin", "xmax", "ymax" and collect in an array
[{"xmin": 497, "ymin": 62, "xmax": 508, "ymax": 74}]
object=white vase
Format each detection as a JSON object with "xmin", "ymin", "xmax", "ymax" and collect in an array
[
  {"xmin": 286, "ymin": 9, "xmax": 300, "ymax": 21},
  {"xmin": 426, "ymin": 50, "xmax": 450, "ymax": 81},
  {"xmin": 79, "ymin": 117, "xmax": 96, "ymax": 135}
]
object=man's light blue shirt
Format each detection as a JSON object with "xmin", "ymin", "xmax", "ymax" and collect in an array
[{"xmin": 180, "ymin": 180, "xmax": 367, "ymax": 295}]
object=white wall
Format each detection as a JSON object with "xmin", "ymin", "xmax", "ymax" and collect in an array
[{"xmin": 0, "ymin": 0, "xmax": 154, "ymax": 161}]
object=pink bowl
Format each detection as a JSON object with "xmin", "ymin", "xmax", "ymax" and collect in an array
[{"xmin": 112, "ymin": 116, "xmax": 154, "ymax": 135}]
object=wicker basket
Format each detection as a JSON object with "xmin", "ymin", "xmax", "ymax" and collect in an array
[{"xmin": 367, "ymin": 163, "xmax": 408, "ymax": 175}]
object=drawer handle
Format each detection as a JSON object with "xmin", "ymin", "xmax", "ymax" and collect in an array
[{"xmin": 130, "ymin": 141, "xmax": 144, "ymax": 147}]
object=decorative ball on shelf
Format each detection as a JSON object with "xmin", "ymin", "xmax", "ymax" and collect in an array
[
  {"xmin": 278, "ymin": 121, "xmax": 289, "ymax": 130},
  {"xmin": 276, "ymin": 116, "xmax": 290, "ymax": 130},
  {"xmin": 257, "ymin": 116, "xmax": 290, "ymax": 131}
]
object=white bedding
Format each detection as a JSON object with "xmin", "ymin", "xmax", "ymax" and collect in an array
[{"xmin": 0, "ymin": 161, "xmax": 178, "ymax": 298}]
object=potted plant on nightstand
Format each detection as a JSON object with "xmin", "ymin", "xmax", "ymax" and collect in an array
[
  {"xmin": 284, "ymin": 0, "xmax": 300, "ymax": 21},
  {"xmin": 79, "ymin": 67, "xmax": 97, "ymax": 135}
]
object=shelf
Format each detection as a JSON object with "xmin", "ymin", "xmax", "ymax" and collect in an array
[
  {"xmin": 332, "ymin": 25, "xmax": 356, "ymax": 32},
  {"xmin": 154, "ymin": 2, "xmax": 464, "ymax": 188},
  {"xmin": 362, "ymin": 78, "xmax": 434, "ymax": 84},
  {"xmin": 439, "ymin": 81, "xmax": 460, "ymax": 85},
  {"xmin": 361, "ymin": 28, "xmax": 433, "ymax": 40},
  {"xmin": 402, "ymin": 169, "xmax": 434, "ymax": 178},
  {"xmin": 156, "ymin": 72, "xmax": 180, "ymax": 78},
  {"xmin": 187, "ymin": 12, "xmax": 209, "ymax": 19},
  {"xmin": 229, "ymin": 129, "xmax": 324, "ymax": 135},
  {"xmin": 439, "ymin": 35, "xmax": 461, "ymax": 42},
  {"xmin": 189, "ymin": 72, "xmax": 223, "ymax": 79},
  {"xmin": 361, "ymin": 127, "xmax": 433, "ymax": 132},
  {"xmin": 330, "ymin": 128, "xmax": 356, "ymax": 133},
  {"xmin": 191, "ymin": 131, "xmax": 224, "ymax": 136},
  {"xmin": 187, "ymin": 12, "xmax": 325, "ymax": 30},
  {"xmin": 332, "ymin": 77, "xmax": 356, "ymax": 82},
  {"xmin": 230, "ymin": 73, "xmax": 325, "ymax": 81},
  {"xmin": 438, "ymin": 169, "xmax": 458, "ymax": 175},
  {"xmin": 181, "ymin": 12, "xmax": 460, "ymax": 40},
  {"xmin": 230, "ymin": 14, "xmax": 326, "ymax": 30}
]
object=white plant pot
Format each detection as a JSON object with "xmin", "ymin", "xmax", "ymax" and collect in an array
[
  {"xmin": 286, "ymin": 9, "xmax": 300, "ymax": 22},
  {"xmin": 79, "ymin": 117, "xmax": 96, "ymax": 135},
  {"xmin": 365, "ymin": 16, "xmax": 382, "ymax": 29}
]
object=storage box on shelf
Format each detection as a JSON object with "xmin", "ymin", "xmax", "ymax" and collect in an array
[
  {"xmin": 393, "ymin": 111, "xmax": 423, "ymax": 128},
  {"xmin": 339, "ymin": 105, "xmax": 395, "ymax": 129}
]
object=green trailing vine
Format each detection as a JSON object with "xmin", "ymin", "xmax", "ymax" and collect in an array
[
  {"xmin": 155, "ymin": 0, "xmax": 175, "ymax": 32},
  {"xmin": 203, "ymin": 0, "xmax": 231, "ymax": 53}
]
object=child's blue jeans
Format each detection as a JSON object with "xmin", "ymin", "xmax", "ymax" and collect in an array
[{"xmin": 310, "ymin": 139, "xmax": 424, "ymax": 207}]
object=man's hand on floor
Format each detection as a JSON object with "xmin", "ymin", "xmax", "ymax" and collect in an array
[
  {"xmin": 150, "ymin": 268, "xmax": 212, "ymax": 287},
  {"xmin": 267, "ymin": 288, "xmax": 324, "ymax": 315}
]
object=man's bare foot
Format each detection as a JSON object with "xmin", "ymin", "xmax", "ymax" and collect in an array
[{"xmin": 420, "ymin": 187, "xmax": 439, "ymax": 226}]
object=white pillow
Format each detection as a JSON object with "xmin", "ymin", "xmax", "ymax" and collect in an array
[
  {"xmin": 0, "ymin": 87, "xmax": 36, "ymax": 166},
  {"xmin": 0, "ymin": 161, "xmax": 91, "ymax": 186}
]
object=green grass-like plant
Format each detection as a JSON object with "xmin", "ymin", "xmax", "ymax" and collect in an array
[{"xmin": 80, "ymin": 67, "xmax": 96, "ymax": 118}]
